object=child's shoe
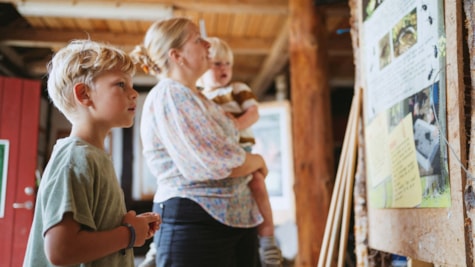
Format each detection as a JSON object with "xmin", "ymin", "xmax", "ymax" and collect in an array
[{"xmin": 260, "ymin": 245, "xmax": 283, "ymax": 267}]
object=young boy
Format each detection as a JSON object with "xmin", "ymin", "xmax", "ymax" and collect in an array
[
  {"xmin": 23, "ymin": 40, "xmax": 161, "ymax": 267},
  {"xmin": 200, "ymin": 36, "xmax": 283, "ymax": 267}
]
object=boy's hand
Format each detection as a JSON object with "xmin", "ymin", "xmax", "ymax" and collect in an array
[
  {"xmin": 122, "ymin": 211, "xmax": 161, "ymax": 247},
  {"xmin": 138, "ymin": 212, "xmax": 161, "ymax": 238}
]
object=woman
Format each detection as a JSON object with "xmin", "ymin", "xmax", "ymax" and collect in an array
[{"xmin": 130, "ymin": 17, "xmax": 268, "ymax": 267}]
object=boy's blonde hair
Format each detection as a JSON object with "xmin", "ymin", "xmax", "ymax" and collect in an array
[
  {"xmin": 130, "ymin": 17, "xmax": 194, "ymax": 77},
  {"xmin": 206, "ymin": 37, "xmax": 234, "ymax": 65},
  {"xmin": 47, "ymin": 39, "xmax": 136, "ymax": 122}
]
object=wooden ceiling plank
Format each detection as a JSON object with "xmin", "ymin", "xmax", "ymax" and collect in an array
[
  {"xmin": 259, "ymin": 14, "xmax": 285, "ymax": 38},
  {"xmin": 245, "ymin": 15, "xmax": 265, "ymax": 37},
  {"xmin": 57, "ymin": 17, "xmax": 77, "ymax": 30},
  {"xmin": 157, "ymin": 0, "xmax": 288, "ymax": 15},
  {"xmin": 200, "ymin": 12, "xmax": 218, "ymax": 37},
  {"xmin": 42, "ymin": 17, "xmax": 62, "ymax": 29},
  {"xmin": 177, "ymin": 9, "xmax": 200, "ymax": 25},
  {"xmin": 215, "ymin": 13, "xmax": 233, "ymax": 36},
  {"xmin": 122, "ymin": 20, "xmax": 141, "ymax": 34},
  {"xmin": 89, "ymin": 19, "xmax": 110, "ymax": 32},
  {"xmin": 138, "ymin": 21, "xmax": 154, "ymax": 33},
  {"xmin": 105, "ymin": 20, "xmax": 125, "ymax": 33},
  {"xmin": 230, "ymin": 14, "xmax": 249, "ymax": 37},
  {"xmin": 22, "ymin": 16, "xmax": 44, "ymax": 28},
  {"xmin": 0, "ymin": 27, "xmax": 273, "ymax": 55}
]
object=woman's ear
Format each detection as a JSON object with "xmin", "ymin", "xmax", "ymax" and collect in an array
[
  {"xmin": 168, "ymin": 49, "xmax": 182, "ymax": 66},
  {"xmin": 73, "ymin": 83, "xmax": 92, "ymax": 106}
]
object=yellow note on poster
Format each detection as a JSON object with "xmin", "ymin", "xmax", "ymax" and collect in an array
[
  {"xmin": 388, "ymin": 114, "xmax": 422, "ymax": 207},
  {"xmin": 365, "ymin": 112, "xmax": 391, "ymax": 187}
]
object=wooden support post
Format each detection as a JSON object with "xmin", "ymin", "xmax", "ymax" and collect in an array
[{"xmin": 289, "ymin": 0, "xmax": 334, "ymax": 266}]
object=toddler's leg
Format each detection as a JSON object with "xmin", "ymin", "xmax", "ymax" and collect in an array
[
  {"xmin": 248, "ymin": 171, "xmax": 274, "ymax": 237},
  {"xmin": 249, "ymin": 172, "xmax": 283, "ymax": 267}
]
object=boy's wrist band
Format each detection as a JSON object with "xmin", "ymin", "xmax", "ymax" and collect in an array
[{"xmin": 120, "ymin": 223, "xmax": 135, "ymax": 255}]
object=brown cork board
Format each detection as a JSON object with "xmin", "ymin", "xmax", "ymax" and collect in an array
[{"xmin": 353, "ymin": 0, "xmax": 469, "ymax": 265}]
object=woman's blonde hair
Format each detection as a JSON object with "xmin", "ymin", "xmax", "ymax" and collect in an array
[
  {"xmin": 206, "ymin": 37, "xmax": 234, "ymax": 65},
  {"xmin": 130, "ymin": 17, "xmax": 194, "ymax": 77},
  {"xmin": 47, "ymin": 39, "xmax": 136, "ymax": 122}
]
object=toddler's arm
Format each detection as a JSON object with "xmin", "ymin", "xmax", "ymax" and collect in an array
[
  {"xmin": 229, "ymin": 153, "xmax": 268, "ymax": 178},
  {"xmin": 234, "ymin": 105, "xmax": 259, "ymax": 130}
]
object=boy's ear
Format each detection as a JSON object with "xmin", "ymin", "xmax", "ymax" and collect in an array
[{"xmin": 73, "ymin": 83, "xmax": 92, "ymax": 106}]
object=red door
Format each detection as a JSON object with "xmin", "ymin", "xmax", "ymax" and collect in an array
[{"xmin": 0, "ymin": 76, "xmax": 40, "ymax": 266}]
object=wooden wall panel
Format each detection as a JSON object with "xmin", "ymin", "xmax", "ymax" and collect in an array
[
  {"xmin": 0, "ymin": 77, "xmax": 23, "ymax": 266},
  {"xmin": 12, "ymin": 79, "xmax": 40, "ymax": 267},
  {"xmin": 0, "ymin": 77, "xmax": 41, "ymax": 266}
]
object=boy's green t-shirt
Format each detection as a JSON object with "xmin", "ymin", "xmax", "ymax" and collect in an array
[{"xmin": 23, "ymin": 137, "xmax": 134, "ymax": 267}]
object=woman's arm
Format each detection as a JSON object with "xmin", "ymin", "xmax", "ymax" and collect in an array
[
  {"xmin": 228, "ymin": 152, "xmax": 268, "ymax": 178},
  {"xmin": 44, "ymin": 211, "xmax": 160, "ymax": 266}
]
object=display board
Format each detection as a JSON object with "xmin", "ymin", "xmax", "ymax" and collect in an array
[
  {"xmin": 354, "ymin": 0, "xmax": 468, "ymax": 264},
  {"xmin": 363, "ymin": 0, "xmax": 449, "ymax": 209}
]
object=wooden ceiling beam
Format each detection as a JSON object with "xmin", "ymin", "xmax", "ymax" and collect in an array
[
  {"xmin": 171, "ymin": 2, "xmax": 288, "ymax": 15},
  {"xmin": 0, "ymin": 27, "xmax": 273, "ymax": 55},
  {"xmin": 1, "ymin": 0, "xmax": 289, "ymax": 16},
  {"xmin": 7, "ymin": 1, "xmax": 173, "ymax": 21}
]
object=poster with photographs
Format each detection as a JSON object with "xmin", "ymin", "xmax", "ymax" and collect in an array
[{"xmin": 362, "ymin": 0, "xmax": 450, "ymax": 208}]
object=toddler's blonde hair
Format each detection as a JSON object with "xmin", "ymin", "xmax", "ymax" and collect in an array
[
  {"xmin": 206, "ymin": 37, "xmax": 234, "ymax": 65},
  {"xmin": 47, "ymin": 39, "xmax": 136, "ymax": 122}
]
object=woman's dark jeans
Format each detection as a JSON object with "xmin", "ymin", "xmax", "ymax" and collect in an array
[{"xmin": 153, "ymin": 197, "xmax": 260, "ymax": 267}]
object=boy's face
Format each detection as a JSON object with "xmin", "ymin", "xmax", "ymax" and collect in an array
[
  {"xmin": 88, "ymin": 69, "xmax": 138, "ymax": 128},
  {"xmin": 201, "ymin": 59, "xmax": 233, "ymax": 89}
]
